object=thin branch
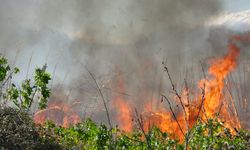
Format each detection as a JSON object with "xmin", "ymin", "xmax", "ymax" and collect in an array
[
  {"xmin": 196, "ymin": 83, "xmax": 206, "ymax": 121},
  {"xmin": 161, "ymin": 95, "xmax": 185, "ymax": 136},
  {"xmin": 86, "ymin": 68, "xmax": 112, "ymax": 129},
  {"xmin": 126, "ymin": 135, "xmax": 144, "ymax": 144},
  {"xmin": 225, "ymin": 81, "xmax": 241, "ymax": 127},
  {"xmin": 216, "ymin": 100, "xmax": 224, "ymax": 119},
  {"xmin": 134, "ymin": 108, "xmax": 152, "ymax": 150},
  {"xmin": 163, "ymin": 64, "xmax": 186, "ymax": 114},
  {"xmin": 163, "ymin": 63, "xmax": 188, "ymax": 149},
  {"xmin": 184, "ymin": 78, "xmax": 190, "ymax": 107},
  {"xmin": 50, "ymin": 63, "xmax": 58, "ymax": 92},
  {"xmin": 27, "ymin": 86, "xmax": 38, "ymax": 112},
  {"xmin": 0, "ymin": 70, "xmax": 15, "ymax": 89},
  {"xmin": 196, "ymin": 62, "xmax": 206, "ymax": 117},
  {"xmin": 26, "ymin": 50, "xmax": 34, "ymax": 79}
]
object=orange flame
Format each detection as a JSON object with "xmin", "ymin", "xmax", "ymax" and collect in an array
[
  {"xmin": 114, "ymin": 98, "xmax": 133, "ymax": 132},
  {"xmin": 33, "ymin": 33, "xmax": 249, "ymax": 140},
  {"xmin": 34, "ymin": 101, "xmax": 81, "ymax": 128},
  {"xmin": 113, "ymin": 34, "xmax": 248, "ymax": 139},
  {"xmin": 112, "ymin": 69, "xmax": 133, "ymax": 132},
  {"xmin": 200, "ymin": 43, "xmax": 240, "ymax": 129}
]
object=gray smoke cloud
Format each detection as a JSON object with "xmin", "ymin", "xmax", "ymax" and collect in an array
[{"xmin": 0, "ymin": 0, "xmax": 225, "ymax": 123}]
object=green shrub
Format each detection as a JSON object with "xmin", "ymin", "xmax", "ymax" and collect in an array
[
  {"xmin": 38, "ymin": 118, "xmax": 250, "ymax": 150},
  {"xmin": 0, "ymin": 55, "xmax": 51, "ymax": 111},
  {"xmin": 0, "ymin": 55, "xmax": 59, "ymax": 149},
  {"xmin": 189, "ymin": 119, "xmax": 250, "ymax": 150}
]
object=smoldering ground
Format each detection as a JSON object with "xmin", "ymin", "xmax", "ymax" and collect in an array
[{"xmin": 2, "ymin": 0, "xmax": 249, "ymax": 125}]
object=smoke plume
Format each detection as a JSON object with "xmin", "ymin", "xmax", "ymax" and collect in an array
[{"xmin": 0, "ymin": 0, "xmax": 229, "ymax": 123}]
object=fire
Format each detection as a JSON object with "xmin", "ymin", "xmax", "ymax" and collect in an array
[
  {"xmin": 113, "ymin": 98, "xmax": 133, "ymax": 132},
  {"xmin": 200, "ymin": 42, "xmax": 240, "ymax": 129},
  {"xmin": 34, "ymin": 101, "xmax": 81, "ymax": 128},
  {"xmin": 33, "ymin": 33, "xmax": 249, "ymax": 140},
  {"xmin": 112, "ymin": 34, "xmax": 249, "ymax": 139},
  {"xmin": 112, "ymin": 69, "xmax": 133, "ymax": 132}
]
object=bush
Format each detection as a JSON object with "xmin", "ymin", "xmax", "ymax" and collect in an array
[
  {"xmin": 38, "ymin": 118, "xmax": 250, "ymax": 150},
  {"xmin": 0, "ymin": 107, "xmax": 61, "ymax": 150}
]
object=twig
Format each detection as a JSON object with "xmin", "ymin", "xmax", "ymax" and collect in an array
[
  {"xmin": 196, "ymin": 63, "xmax": 206, "ymax": 122},
  {"xmin": 86, "ymin": 68, "xmax": 112, "ymax": 129},
  {"xmin": 202, "ymin": 107, "xmax": 209, "ymax": 123},
  {"xmin": 50, "ymin": 63, "xmax": 58, "ymax": 92},
  {"xmin": 163, "ymin": 62, "xmax": 188, "ymax": 149},
  {"xmin": 163, "ymin": 64, "xmax": 186, "ymax": 115},
  {"xmin": 12, "ymin": 42, "xmax": 22, "ymax": 66},
  {"xmin": 28, "ymin": 86, "xmax": 38, "ymax": 110},
  {"xmin": 184, "ymin": 78, "xmax": 190, "ymax": 107},
  {"xmin": 134, "ymin": 108, "xmax": 152, "ymax": 150},
  {"xmin": 187, "ymin": 64, "xmax": 208, "ymax": 144},
  {"xmin": 216, "ymin": 100, "xmax": 224, "ymax": 118},
  {"xmin": 225, "ymin": 79, "xmax": 241, "ymax": 128},
  {"xmin": 0, "ymin": 70, "xmax": 15, "ymax": 88},
  {"xmin": 123, "ymin": 134, "xmax": 144, "ymax": 144},
  {"xmin": 26, "ymin": 50, "xmax": 34, "ymax": 79},
  {"xmin": 161, "ymin": 95, "xmax": 185, "ymax": 136}
]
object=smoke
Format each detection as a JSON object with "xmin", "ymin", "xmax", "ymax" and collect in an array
[{"xmin": 0, "ymin": 0, "xmax": 225, "ymax": 123}]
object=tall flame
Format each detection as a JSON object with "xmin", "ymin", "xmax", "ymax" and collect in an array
[
  {"xmin": 200, "ymin": 42, "xmax": 240, "ymax": 130},
  {"xmin": 112, "ymin": 34, "xmax": 247, "ymax": 139},
  {"xmin": 112, "ymin": 69, "xmax": 133, "ymax": 132}
]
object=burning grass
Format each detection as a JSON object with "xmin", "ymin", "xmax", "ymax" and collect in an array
[{"xmin": 110, "ymin": 35, "xmax": 244, "ymax": 142}]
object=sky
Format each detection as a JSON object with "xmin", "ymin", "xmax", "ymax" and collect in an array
[{"xmin": 223, "ymin": 0, "xmax": 250, "ymax": 12}]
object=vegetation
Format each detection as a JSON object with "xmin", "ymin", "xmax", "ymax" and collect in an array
[
  {"xmin": 36, "ymin": 118, "xmax": 250, "ymax": 150},
  {"xmin": 0, "ymin": 107, "xmax": 61, "ymax": 149},
  {"xmin": 0, "ymin": 55, "xmax": 249, "ymax": 149}
]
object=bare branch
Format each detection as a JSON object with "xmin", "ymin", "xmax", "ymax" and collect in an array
[
  {"xmin": 184, "ymin": 78, "xmax": 190, "ymax": 107},
  {"xmin": 225, "ymin": 80, "xmax": 241, "ymax": 127},
  {"xmin": 196, "ymin": 62, "xmax": 207, "ymax": 122},
  {"xmin": 163, "ymin": 63, "xmax": 187, "ymax": 118},
  {"xmin": 26, "ymin": 50, "xmax": 34, "ymax": 79},
  {"xmin": 86, "ymin": 68, "xmax": 112, "ymax": 129},
  {"xmin": 162, "ymin": 62, "xmax": 188, "ymax": 149},
  {"xmin": 134, "ymin": 108, "xmax": 152, "ymax": 150},
  {"xmin": 161, "ymin": 95, "xmax": 185, "ymax": 136}
]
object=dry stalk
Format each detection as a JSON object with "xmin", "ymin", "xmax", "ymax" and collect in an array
[
  {"xmin": 162, "ymin": 62, "xmax": 189, "ymax": 149},
  {"xmin": 26, "ymin": 50, "xmax": 34, "ymax": 79},
  {"xmin": 225, "ymin": 84, "xmax": 239, "ymax": 117},
  {"xmin": 161, "ymin": 95, "xmax": 185, "ymax": 136},
  {"xmin": 163, "ymin": 63, "xmax": 187, "ymax": 115},
  {"xmin": 12, "ymin": 42, "xmax": 22, "ymax": 66},
  {"xmin": 184, "ymin": 78, "xmax": 190, "ymax": 107},
  {"xmin": 216, "ymin": 100, "xmax": 224, "ymax": 118},
  {"xmin": 50, "ymin": 63, "xmax": 58, "ymax": 92},
  {"xmin": 134, "ymin": 108, "xmax": 152, "ymax": 150},
  {"xmin": 0, "ymin": 68, "xmax": 18, "ymax": 89},
  {"xmin": 229, "ymin": 74, "xmax": 242, "ymax": 108},
  {"xmin": 202, "ymin": 107, "xmax": 209, "ymax": 123},
  {"xmin": 86, "ymin": 68, "xmax": 112, "ymax": 129},
  {"xmin": 196, "ymin": 63, "xmax": 207, "ymax": 122}
]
